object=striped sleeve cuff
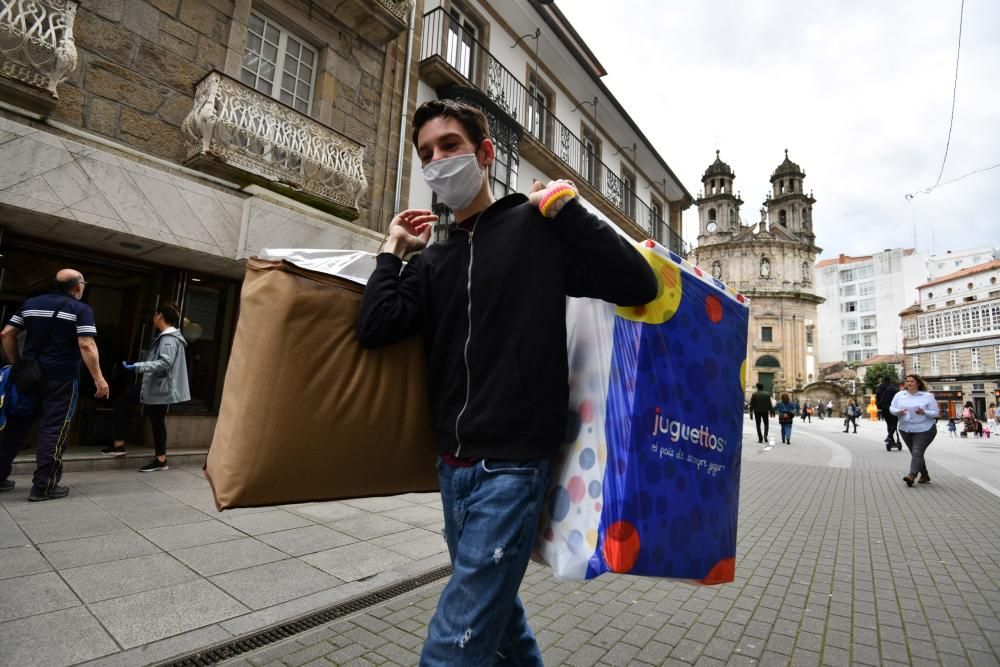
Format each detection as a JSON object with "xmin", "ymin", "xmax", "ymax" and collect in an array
[
  {"xmin": 77, "ymin": 325, "xmax": 97, "ymax": 336},
  {"xmin": 9, "ymin": 314, "xmax": 24, "ymax": 327}
]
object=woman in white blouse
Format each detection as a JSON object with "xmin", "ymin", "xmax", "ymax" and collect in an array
[{"xmin": 889, "ymin": 374, "xmax": 939, "ymax": 487}]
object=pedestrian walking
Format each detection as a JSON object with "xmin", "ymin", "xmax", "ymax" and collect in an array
[
  {"xmin": 101, "ymin": 303, "xmax": 190, "ymax": 472},
  {"xmin": 0, "ymin": 269, "xmax": 109, "ymax": 500},
  {"xmin": 961, "ymin": 401, "xmax": 978, "ymax": 437},
  {"xmin": 988, "ymin": 403, "xmax": 997, "ymax": 427},
  {"xmin": 890, "ymin": 374, "xmax": 938, "ymax": 487},
  {"xmin": 826, "ymin": 399, "xmax": 833, "ymax": 418},
  {"xmin": 776, "ymin": 393, "xmax": 795, "ymax": 444},
  {"xmin": 947, "ymin": 418, "xmax": 957, "ymax": 437},
  {"xmin": 749, "ymin": 383, "xmax": 772, "ymax": 443},
  {"xmin": 843, "ymin": 399, "xmax": 860, "ymax": 433},
  {"xmin": 876, "ymin": 376, "xmax": 900, "ymax": 449},
  {"xmin": 356, "ymin": 99, "xmax": 657, "ymax": 665}
]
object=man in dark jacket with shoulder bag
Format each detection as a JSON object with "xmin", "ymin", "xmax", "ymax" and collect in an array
[{"xmin": 356, "ymin": 100, "xmax": 658, "ymax": 666}]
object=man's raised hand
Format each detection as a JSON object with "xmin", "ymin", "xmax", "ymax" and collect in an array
[{"xmin": 385, "ymin": 209, "xmax": 437, "ymax": 258}]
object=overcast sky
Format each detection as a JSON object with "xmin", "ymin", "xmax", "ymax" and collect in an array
[{"xmin": 559, "ymin": 0, "xmax": 1000, "ymax": 260}]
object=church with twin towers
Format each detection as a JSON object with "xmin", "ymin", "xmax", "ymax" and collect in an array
[{"xmin": 691, "ymin": 151, "xmax": 824, "ymax": 399}]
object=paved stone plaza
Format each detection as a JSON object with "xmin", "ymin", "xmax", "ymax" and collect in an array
[{"xmin": 2, "ymin": 416, "xmax": 999, "ymax": 666}]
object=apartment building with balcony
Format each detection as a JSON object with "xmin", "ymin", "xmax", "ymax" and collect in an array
[
  {"xmin": 900, "ymin": 259, "xmax": 1000, "ymax": 418},
  {"xmin": 410, "ymin": 1, "xmax": 691, "ymax": 253},
  {"xmin": 0, "ymin": 0, "xmax": 414, "ymax": 446},
  {"xmin": 814, "ymin": 248, "xmax": 927, "ymax": 363}
]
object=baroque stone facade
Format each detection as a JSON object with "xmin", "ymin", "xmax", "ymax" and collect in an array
[{"xmin": 691, "ymin": 151, "xmax": 824, "ymax": 397}]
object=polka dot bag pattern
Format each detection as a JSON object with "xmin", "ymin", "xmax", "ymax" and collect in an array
[{"xmin": 534, "ymin": 241, "xmax": 750, "ymax": 583}]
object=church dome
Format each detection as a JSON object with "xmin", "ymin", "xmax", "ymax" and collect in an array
[
  {"xmin": 770, "ymin": 149, "xmax": 805, "ymax": 181},
  {"xmin": 702, "ymin": 150, "xmax": 734, "ymax": 181}
]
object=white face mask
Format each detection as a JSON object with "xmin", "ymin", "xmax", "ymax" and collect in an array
[{"xmin": 422, "ymin": 153, "xmax": 484, "ymax": 210}]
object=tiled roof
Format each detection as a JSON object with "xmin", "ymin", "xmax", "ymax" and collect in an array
[
  {"xmin": 816, "ymin": 254, "xmax": 872, "ymax": 268},
  {"xmin": 856, "ymin": 354, "xmax": 904, "ymax": 365}
]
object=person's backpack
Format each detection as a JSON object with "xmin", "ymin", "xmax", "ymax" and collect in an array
[
  {"xmin": 0, "ymin": 365, "xmax": 11, "ymax": 431},
  {"xmin": 962, "ymin": 407, "xmax": 973, "ymax": 419},
  {"xmin": 0, "ymin": 365, "xmax": 34, "ymax": 430}
]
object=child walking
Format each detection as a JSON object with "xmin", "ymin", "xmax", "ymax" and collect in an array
[{"xmin": 947, "ymin": 418, "xmax": 957, "ymax": 437}]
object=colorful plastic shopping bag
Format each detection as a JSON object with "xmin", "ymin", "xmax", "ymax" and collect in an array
[{"xmin": 535, "ymin": 241, "xmax": 750, "ymax": 583}]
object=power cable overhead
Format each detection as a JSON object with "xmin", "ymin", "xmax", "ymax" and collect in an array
[{"xmin": 930, "ymin": 0, "xmax": 965, "ymax": 193}]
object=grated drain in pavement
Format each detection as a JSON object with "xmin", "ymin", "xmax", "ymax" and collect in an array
[{"xmin": 155, "ymin": 565, "xmax": 452, "ymax": 666}]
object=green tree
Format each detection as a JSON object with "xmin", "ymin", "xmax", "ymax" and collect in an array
[{"xmin": 863, "ymin": 363, "xmax": 900, "ymax": 393}]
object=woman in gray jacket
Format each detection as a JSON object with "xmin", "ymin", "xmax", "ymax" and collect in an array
[{"xmin": 102, "ymin": 303, "xmax": 190, "ymax": 472}]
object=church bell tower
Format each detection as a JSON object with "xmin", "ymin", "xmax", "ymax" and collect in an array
[
  {"xmin": 765, "ymin": 149, "xmax": 816, "ymax": 242},
  {"xmin": 695, "ymin": 150, "xmax": 742, "ymax": 244}
]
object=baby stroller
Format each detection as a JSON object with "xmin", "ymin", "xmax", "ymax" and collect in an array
[{"xmin": 885, "ymin": 430, "xmax": 902, "ymax": 451}]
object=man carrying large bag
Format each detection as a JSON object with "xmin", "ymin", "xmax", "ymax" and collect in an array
[{"xmin": 356, "ymin": 99, "xmax": 657, "ymax": 666}]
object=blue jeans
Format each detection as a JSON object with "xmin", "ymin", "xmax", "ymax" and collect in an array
[
  {"xmin": 780, "ymin": 422, "xmax": 792, "ymax": 442},
  {"xmin": 421, "ymin": 457, "xmax": 550, "ymax": 667}
]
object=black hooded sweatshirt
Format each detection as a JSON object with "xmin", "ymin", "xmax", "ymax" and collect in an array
[{"xmin": 357, "ymin": 194, "xmax": 658, "ymax": 461}]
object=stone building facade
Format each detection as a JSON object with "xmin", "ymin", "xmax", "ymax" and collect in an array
[
  {"xmin": 0, "ymin": 0, "xmax": 692, "ymax": 449},
  {"xmin": 0, "ymin": 0, "xmax": 416, "ymax": 446},
  {"xmin": 900, "ymin": 259, "xmax": 1000, "ymax": 418},
  {"xmin": 691, "ymin": 151, "xmax": 824, "ymax": 399}
]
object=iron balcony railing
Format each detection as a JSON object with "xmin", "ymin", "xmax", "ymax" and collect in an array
[{"xmin": 420, "ymin": 7, "xmax": 686, "ymax": 256}]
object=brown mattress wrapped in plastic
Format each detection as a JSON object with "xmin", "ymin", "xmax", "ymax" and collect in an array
[{"xmin": 205, "ymin": 256, "xmax": 437, "ymax": 510}]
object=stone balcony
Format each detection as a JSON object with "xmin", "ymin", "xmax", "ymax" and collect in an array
[
  {"xmin": 181, "ymin": 71, "xmax": 368, "ymax": 221},
  {"xmin": 324, "ymin": 0, "xmax": 411, "ymax": 45},
  {"xmin": 0, "ymin": 0, "xmax": 79, "ymax": 115}
]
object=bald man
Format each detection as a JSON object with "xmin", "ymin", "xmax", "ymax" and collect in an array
[{"xmin": 1, "ymin": 269, "xmax": 109, "ymax": 501}]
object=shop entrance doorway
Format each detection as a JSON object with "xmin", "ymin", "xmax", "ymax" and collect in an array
[{"xmin": 0, "ymin": 237, "xmax": 163, "ymax": 447}]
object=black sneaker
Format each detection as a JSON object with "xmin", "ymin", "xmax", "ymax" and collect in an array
[
  {"xmin": 0, "ymin": 479, "xmax": 14, "ymax": 492},
  {"xmin": 28, "ymin": 485, "xmax": 70, "ymax": 502},
  {"xmin": 139, "ymin": 458, "xmax": 169, "ymax": 472},
  {"xmin": 100, "ymin": 446, "xmax": 127, "ymax": 457}
]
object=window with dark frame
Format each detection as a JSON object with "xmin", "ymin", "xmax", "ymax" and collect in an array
[
  {"xmin": 446, "ymin": 6, "xmax": 478, "ymax": 81},
  {"xmin": 581, "ymin": 127, "xmax": 601, "ymax": 188},
  {"xmin": 621, "ymin": 168, "xmax": 636, "ymax": 219},
  {"xmin": 651, "ymin": 199, "xmax": 663, "ymax": 239},
  {"xmin": 526, "ymin": 73, "xmax": 552, "ymax": 147},
  {"xmin": 761, "ymin": 326, "xmax": 773, "ymax": 342},
  {"xmin": 490, "ymin": 138, "xmax": 517, "ymax": 198}
]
